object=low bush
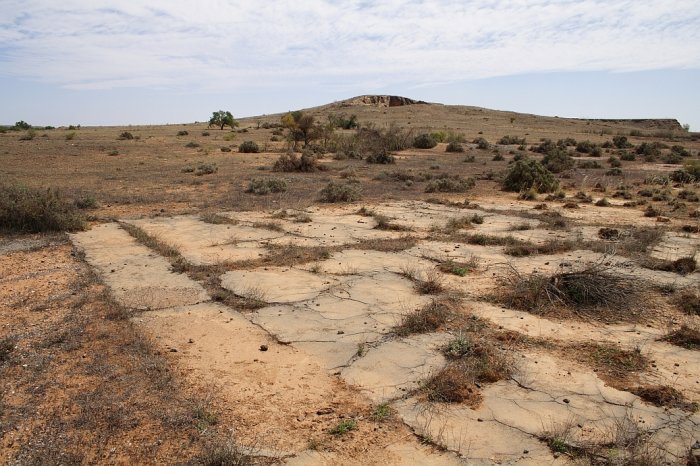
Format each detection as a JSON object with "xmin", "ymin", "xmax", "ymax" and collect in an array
[
  {"xmin": 195, "ymin": 162, "xmax": 217, "ymax": 176},
  {"xmin": 176, "ymin": 130, "xmax": 189, "ymax": 136},
  {"xmin": 0, "ymin": 184, "xmax": 85, "ymax": 233},
  {"xmin": 608, "ymin": 156, "xmax": 621, "ymax": 167},
  {"xmin": 246, "ymin": 178, "xmax": 287, "ymax": 195},
  {"xmin": 613, "ymin": 135, "xmax": 633, "ymax": 149},
  {"xmin": 425, "ymin": 176, "xmax": 475, "ymax": 193},
  {"xmin": 413, "ymin": 133, "xmax": 438, "ymax": 149},
  {"xmin": 238, "ymin": 141, "xmax": 259, "ymax": 153},
  {"xmin": 273, "ymin": 151, "xmax": 321, "ymax": 172},
  {"xmin": 473, "ymin": 137, "xmax": 490, "ymax": 150},
  {"xmin": 445, "ymin": 141, "xmax": 464, "ymax": 153},
  {"xmin": 319, "ymin": 181, "xmax": 361, "ymax": 203},
  {"xmin": 118, "ymin": 131, "xmax": 134, "ymax": 140},
  {"xmin": 502, "ymin": 159, "xmax": 559, "ymax": 193},
  {"xmin": 498, "ymin": 135, "xmax": 526, "ymax": 145},
  {"xmin": 542, "ymin": 149, "xmax": 574, "ymax": 173}
]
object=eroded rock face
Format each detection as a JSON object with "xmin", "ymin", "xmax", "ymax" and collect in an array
[{"xmin": 341, "ymin": 95, "xmax": 428, "ymax": 107}]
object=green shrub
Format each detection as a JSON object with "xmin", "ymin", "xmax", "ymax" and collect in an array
[
  {"xmin": 473, "ymin": 137, "xmax": 490, "ymax": 150},
  {"xmin": 425, "ymin": 176, "xmax": 475, "ymax": 193},
  {"xmin": 445, "ymin": 142, "xmax": 464, "ymax": 153},
  {"xmin": 118, "ymin": 131, "xmax": 134, "ymax": 140},
  {"xmin": 637, "ymin": 142, "xmax": 661, "ymax": 158},
  {"xmin": 671, "ymin": 145, "xmax": 690, "ymax": 157},
  {"xmin": 413, "ymin": 133, "xmax": 437, "ymax": 149},
  {"xmin": 502, "ymin": 159, "xmax": 559, "ymax": 193},
  {"xmin": 606, "ymin": 168, "xmax": 623, "ymax": 176},
  {"xmin": 608, "ymin": 156, "xmax": 621, "ymax": 167},
  {"xmin": 246, "ymin": 178, "xmax": 287, "ymax": 195},
  {"xmin": 613, "ymin": 135, "xmax": 633, "ymax": 149},
  {"xmin": 185, "ymin": 141, "xmax": 200, "ymax": 148},
  {"xmin": 238, "ymin": 141, "xmax": 260, "ymax": 153},
  {"xmin": 578, "ymin": 160, "xmax": 602, "ymax": 169},
  {"xmin": 0, "ymin": 185, "xmax": 86, "ymax": 233},
  {"xmin": 14, "ymin": 120, "xmax": 31, "ymax": 130},
  {"xmin": 195, "ymin": 162, "xmax": 217, "ymax": 176},
  {"xmin": 499, "ymin": 135, "xmax": 526, "ymax": 145},
  {"xmin": 683, "ymin": 160, "xmax": 700, "ymax": 179},
  {"xmin": 319, "ymin": 181, "xmax": 361, "ymax": 203},
  {"xmin": 662, "ymin": 152, "xmax": 683, "ymax": 164},
  {"xmin": 492, "ymin": 153, "xmax": 505, "ymax": 161},
  {"xmin": 542, "ymin": 150, "xmax": 574, "ymax": 173},
  {"xmin": 620, "ymin": 152, "xmax": 636, "ymax": 161},
  {"xmin": 176, "ymin": 130, "xmax": 189, "ymax": 136},
  {"xmin": 576, "ymin": 140, "xmax": 598, "ymax": 154}
]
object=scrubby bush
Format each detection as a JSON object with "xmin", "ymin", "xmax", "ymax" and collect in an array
[
  {"xmin": 118, "ymin": 131, "xmax": 134, "ymax": 140},
  {"xmin": 246, "ymin": 178, "xmax": 287, "ymax": 195},
  {"xmin": 445, "ymin": 142, "xmax": 465, "ymax": 153},
  {"xmin": 273, "ymin": 151, "xmax": 321, "ymax": 172},
  {"xmin": 473, "ymin": 137, "xmax": 490, "ymax": 150},
  {"xmin": 492, "ymin": 153, "xmax": 505, "ymax": 161},
  {"xmin": 319, "ymin": 181, "xmax": 361, "ymax": 202},
  {"xmin": 185, "ymin": 141, "xmax": 200, "ymax": 148},
  {"xmin": 637, "ymin": 142, "xmax": 661, "ymax": 159},
  {"xmin": 671, "ymin": 145, "xmax": 690, "ymax": 157},
  {"xmin": 238, "ymin": 141, "xmax": 260, "ymax": 153},
  {"xmin": 365, "ymin": 149, "xmax": 395, "ymax": 164},
  {"xmin": 662, "ymin": 152, "xmax": 683, "ymax": 164},
  {"xmin": 613, "ymin": 135, "xmax": 633, "ymax": 149},
  {"xmin": 499, "ymin": 135, "xmax": 526, "ymax": 145},
  {"xmin": 0, "ymin": 185, "xmax": 85, "ymax": 232},
  {"xmin": 176, "ymin": 130, "xmax": 189, "ymax": 136},
  {"xmin": 608, "ymin": 156, "xmax": 621, "ymax": 167},
  {"xmin": 413, "ymin": 133, "xmax": 438, "ymax": 149},
  {"xmin": 578, "ymin": 160, "xmax": 602, "ymax": 169},
  {"xmin": 576, "ymin": 140, "xmax": 598, "ymax": 154},
  {"xmin": 502, "ymin": 159, "xmax": 559, "ymax": 193},
  {"xmin": 620, "ymin": 152, "xmax": 636, "ymax": 161},
  {"xmin": 19, "ymin": 130, "xmax": 36, "ymax": 141},
  {"xmin": 606, "ymin": 168, "xmax": 623, "ymax": 176},
  {"xmin": 532, "ymin": 139, "xmax": 558, "ymax": 154},
  {"xmin": 14, "ymin": 120, "xmax": 31, "ymax": 130},
  {"xmin": 425, "ymin": 175, "xmax": 475, "ymax": 193},
  {"xmin": 542, "ymin": 150, "xmax": 574, "ymax": 173},
  {"xmin": 220, "ymin": 146, "xmax": 231, "ymax": 152},
  {"xmin": 195, "ymin": 162, "xmax": 217, "ymax": 176}
]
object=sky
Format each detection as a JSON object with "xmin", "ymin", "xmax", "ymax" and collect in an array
[{"xmin": 1, "ymin": 1, "xmax": 699, "ymax": 129}]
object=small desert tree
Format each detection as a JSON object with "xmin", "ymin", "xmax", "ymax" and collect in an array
[
  {"xmin": 208, "ymin": 110, "xmax": 238, "ymax": 130},
  {"xmin": 281, "ymin": 111, "xmax": 316, "ymax": 149}
]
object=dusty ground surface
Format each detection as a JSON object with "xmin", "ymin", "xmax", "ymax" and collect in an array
[{"xmin": 2, "ymin": 98, "xmax": 700, "ymax": 464}]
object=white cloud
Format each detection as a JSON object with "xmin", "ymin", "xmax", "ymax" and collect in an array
[{"xmin": 1, "ymin": 0, "xmax": 699, "ymax": 91}]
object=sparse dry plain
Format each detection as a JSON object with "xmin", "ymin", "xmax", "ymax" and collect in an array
[{"xmin": 2, "ymin": 97, "xmax": 700, "ymax": 465}]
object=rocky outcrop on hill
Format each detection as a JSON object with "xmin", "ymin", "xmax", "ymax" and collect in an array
[{"xmin": 340, "ymin": 95, "xmax": 428, "ymax": 107}]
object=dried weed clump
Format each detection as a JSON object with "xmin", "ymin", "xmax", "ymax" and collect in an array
[
  {"xmin": 394, "ymin": 296, "xmax": 460, "ymax": 337},
  {"xmin": 421, "ymin": 329, "xmax": 515, "ymax": 406},
  {"xmin": 495, "ymin": 259, "xmax": 646, "ymax": 321}
]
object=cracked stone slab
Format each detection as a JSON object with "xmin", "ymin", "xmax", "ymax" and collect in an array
[
  {"xmin": 341, "ymin": 332, "xmax": 452, "ymax": 402},
  {"xmin": 316, "ymin": 249, "xmax": 435, "ymax": 275},
  {"xmin": 396, "ymin": 349, "xmax": 699, "ymax": 464},
  {"xmin": 279, "ymin": 212, "xmax": 403, "ymax": 246},
  {"xmin": 394, "ymin": 398, "xmax": 554, "ymax": 464},
  {"xmin": 70, "ymin": 223, "xmax": 209, "ymax": 309},
  {"xmin": 220, "ymin": 267, "xmax": 343, "ymax": 303},
  {"xmin": 250, "ymin": 273, "xmax": 431, "ymax": 369},
  {"xmin": 126, "ymin": 216, "xmax": 279, "ymax": 265}
]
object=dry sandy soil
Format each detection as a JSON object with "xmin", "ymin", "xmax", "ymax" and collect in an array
[{"xmin": 2, "ymin": 97, "xmax": 700, "ymax": 465}]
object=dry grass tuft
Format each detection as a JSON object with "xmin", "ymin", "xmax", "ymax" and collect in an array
[
  {"xmin": 437, "ymin": 257, "xmax": 479, "ymax": 276},
  {"xmin": 663, "ymin": 324, "xmax": 700, "ymax": 350},
  {"xmin": 631, "ymin": 385, "xmax": 698, "ymax": 412},
  {"xmin": 394, "ymin": 297, "xmax": 459, "ymax": 336},
  {"xmin": 495, "ymin": 259, "xmax": 646, "ymax": 321}
]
